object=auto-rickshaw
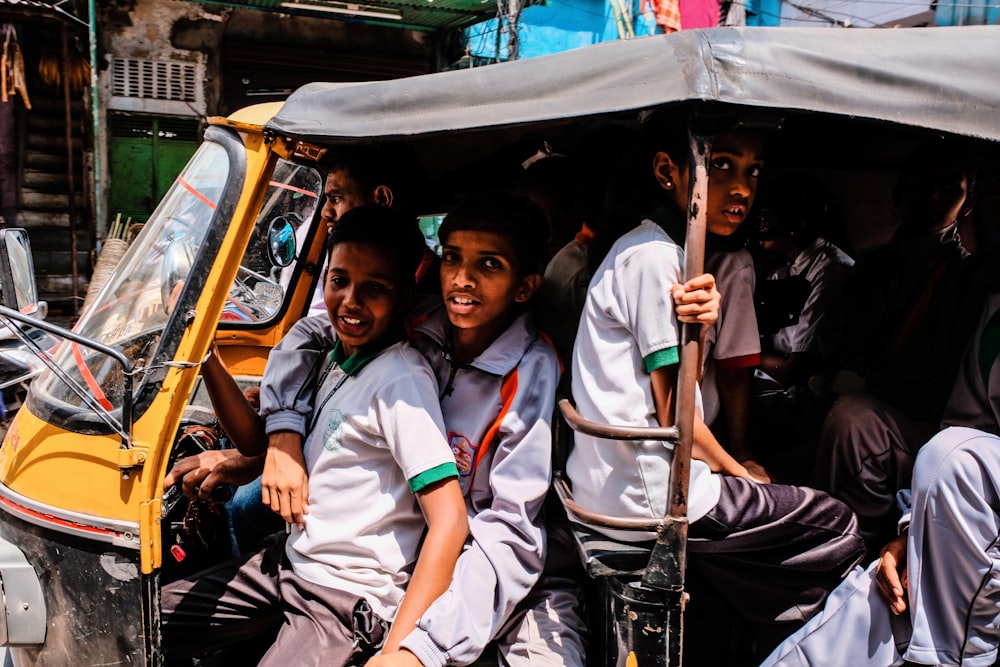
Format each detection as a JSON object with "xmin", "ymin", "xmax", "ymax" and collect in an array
[{"xmin": 0, "ymin": 25, "xmax": 996, "ymax": 666}]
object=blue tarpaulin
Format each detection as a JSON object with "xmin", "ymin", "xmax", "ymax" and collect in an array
[{"xmin": 935, "ymin": 0, "xmax": 999, "ymax": 25}]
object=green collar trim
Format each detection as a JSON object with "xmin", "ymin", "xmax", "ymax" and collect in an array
[{"xmin": 331, "ymin": 337, "xmax": 391, "ymax": 377}]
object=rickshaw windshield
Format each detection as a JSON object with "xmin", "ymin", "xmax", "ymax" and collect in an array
[
  {"xmin": 221, "ymin": 159, "xmax": 322, "ymax": 324},
  {"xmin": 31, "ymin": 140, "xmax": 233, "ymax": 431}
]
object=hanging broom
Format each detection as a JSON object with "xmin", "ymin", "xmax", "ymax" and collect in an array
[{"xmin": 2, "ymin": 27, "xmax": 30, "ymax": 109}]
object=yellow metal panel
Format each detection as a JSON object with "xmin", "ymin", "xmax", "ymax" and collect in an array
[
  {"xmin": 0, "ymin": 409, "xmax": 145, "ymax": 522},
  {"xmin": 0, "ymin": 121, "xmax": 322, "ymax": 574}
]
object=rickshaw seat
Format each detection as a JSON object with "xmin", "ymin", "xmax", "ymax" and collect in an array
[
  {"xmin": 552, "ymin": 398, "xmax": 676, "ymax": 580},
  {"xmin": 565, "ymin": 518, "xmax": 653, "ymax": 578}
]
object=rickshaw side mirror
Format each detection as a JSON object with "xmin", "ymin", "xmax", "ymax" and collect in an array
[
  {"xmin": 266, "ymin": 216, "xmax": 297, "ymax": 268},
  {"xmin": 0, "ymin": 228, "xmax": 41, "ymax": 317}
]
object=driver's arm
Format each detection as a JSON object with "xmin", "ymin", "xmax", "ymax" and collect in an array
[{"xmin": 200, "ymin": 344, "xmax": 267, "ymax": 455}]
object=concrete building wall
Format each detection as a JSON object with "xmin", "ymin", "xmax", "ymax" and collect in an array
[{"xmin": 93, "ymin": 0, "xmax": 436, "ymax": 238}]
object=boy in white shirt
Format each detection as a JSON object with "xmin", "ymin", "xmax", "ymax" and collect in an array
[
  {"xmin": 568, "ymin": 120, "xmax": 864, "ymax": 659},
  {"xmin": 160, "ymin": 206, "xmax": 468, "ymax": 666}
]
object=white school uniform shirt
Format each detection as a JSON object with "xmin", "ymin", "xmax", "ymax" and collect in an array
[
  {"xmin": 701, "ymin": 247, "xmax": 762, "ymax": 426},
  {"xmin": 769, "ymin": 237, "xmax": 854, "ymax": 355},
  {"xmin": 286, "ymin": 339, "xmax": 458, "ymax": 620},
  {"xmin": 257, "ymin": 302, "xmax": 560, "ymax": 666},
  {"xmin": 568, "ymin": 219, "xmax": 721, "ymax": 541}
]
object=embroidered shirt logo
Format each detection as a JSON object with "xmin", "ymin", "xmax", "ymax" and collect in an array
[
  {"xmin": 449, "ymin": 432, "xmax": 478, "ymax": 495},
  {"xmin": 449, "ymin": 432, "xmax": 479, "ymax": 476},
  {"xmin": 324, "ymin": 409, "xmax": 345, "ymax": 451}
]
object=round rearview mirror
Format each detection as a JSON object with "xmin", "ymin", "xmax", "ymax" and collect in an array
[
  {"xmin": 266, "ymin": 217, "xmax": 297, "ymax": 268},
  {"xmin": 160, "ymin": 237, "xmax": 195, "ymax": 314}
]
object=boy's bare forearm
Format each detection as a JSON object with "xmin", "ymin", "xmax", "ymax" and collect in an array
[
  {"xmin": 261, "ymin": 432, "xmax": 308, "ymax": 527},
  {"xmin": 716, "ymin": 365, "xmax": 752, "ymax": 458},
  {"xmin": 650, "ymin": 365, "xmax": 750, "ymax": 479},
  {"xmin": 383, "ymin": 478, "xmax": 468, "ymax": 653},
  {"xmin": 692, "ymin": 418, "xmax": 751, "ymax": 478},
  {"xmin": 201, "ymin": 347, "xmax": 267, "ymax": 455}
]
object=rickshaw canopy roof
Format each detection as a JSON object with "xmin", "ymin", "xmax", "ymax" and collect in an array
[{"xmin": 266, "ymin": 26, "xmax": 1000, "ymax": 143}]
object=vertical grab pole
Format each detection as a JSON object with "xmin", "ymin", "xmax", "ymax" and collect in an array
[
  {"xmin": 672, "ymin": 125, "xmax": 711, "ymax": 666},
  {"xmin": 641, "ymin": 124, "xmax": 711, "ymax": 666}
]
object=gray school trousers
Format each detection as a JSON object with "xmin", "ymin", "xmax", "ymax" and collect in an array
[
  {"xmin": 814, "ymin": 393, "xmax": 937, "ymax": 550},
  {"xmin": 161, "ymin": 533, "xmax": 387, "ymax": 666},
  {"xmin": 762, "ymin": 426, "xmax": 1000, "ymax": 667},
  {"xmin": 687, "ymin": 475, "xmax": 865, "ymax": 649}
]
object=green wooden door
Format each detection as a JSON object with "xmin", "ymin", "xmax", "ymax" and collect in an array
[{"xmin": 108, "ymin": 114, "xmax": 200, "ymax": 225}]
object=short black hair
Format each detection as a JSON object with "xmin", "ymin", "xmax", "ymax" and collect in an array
[
  {"xmin": 319, "ymin": 143, "xmax": 422, "ymax": 219},
  {"xmin": 438, "ymin": 192, "xmax": 548, "ymax": 277},
  {"xmin": 328, "ymin": 205, "xmax": 425, "ymax": 285}
]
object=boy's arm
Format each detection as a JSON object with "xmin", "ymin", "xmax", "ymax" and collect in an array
[
  {"xmin": 715, "ymin": 364, "xmax": 754, "ymax": 463},
  {"xmin": 259, "ymin": 314, "xmax": 336, "ymax": 437},
  {"xmin": 380, "ymin": 477, "xmax": 468, "ymax": 655},
  {"xmin": 164, "ymin": 448, "xmax": 264, "ymax": 501},
  {"xmin": 398, "ymin": 346, "xmax": 559, "ymax": 667},
  {"xmin": 200, "ymin": 345, "xmax": 267, "ymax": 456},
  {"xmin": 875, "ymin": 529, "xmax": 908, "ymax": 615},
  {"xmin": 261, "ymin": 431, "xmax": 308, "ymax": 527},
  {"xmin": 255, "ymin": 316, "xmax": 335, "ymax": 526},
  {"xmin": 649, "ymin": 364, "xmax": 758, "ymax": 480}
]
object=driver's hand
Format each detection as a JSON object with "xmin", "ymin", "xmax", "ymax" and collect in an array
[
  {"xmin": 164, "ymin": 449, "xmax": 264, "ymax": 502},
  {"xmin": 672, "ymin": 273, "xmax": 720, "ymax": 326},
  {"xmin": 876, "ymin": 530, "xmax": 909, "ymax": 615},
  {"xmin": 261, "ymin": 431, "xmax": 309, "ymax": 528}
]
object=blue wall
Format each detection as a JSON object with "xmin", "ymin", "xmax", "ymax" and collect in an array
[
  {"xmin": 466, "ymin": 0, "xmax": 660, "ymax": 60},
  {"xmin": 934, "ymin": 0, "xmax": 999, "ymax": 25},
  {"xmin": 466, "ymin": 0, "xmax": 779, "ymax": 61}
]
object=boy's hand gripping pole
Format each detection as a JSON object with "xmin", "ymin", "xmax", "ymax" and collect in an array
[{"xmin": 643, "ymin": 129, "xmax": 710, "ymax": 592}]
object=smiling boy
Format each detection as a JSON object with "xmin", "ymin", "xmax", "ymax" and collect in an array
[
  {"xmin": 259, "ymin": 193, "xmax": 588, "ymax": 666},
  {"xmin": 160, "ymin": 207, "xmax": 468, "ymax": 666}
]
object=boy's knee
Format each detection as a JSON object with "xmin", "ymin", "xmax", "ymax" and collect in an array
[{"xmin": 913, "ymin": 427, "xmax": 999, "ymax": 492}]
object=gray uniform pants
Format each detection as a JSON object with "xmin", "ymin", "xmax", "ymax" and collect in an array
[
  {"xmin": 688, "ymin": 476, "xmax": 865, "ymax": 655},
  {"xmin": 762, "ymin": 426, "xmax": 1000, "ymax": 667},
  {"xmin": 815, "ymin": 393, "xmax": 937, "ymax": 550},
  {"xmin": 161, "ymin": 533, "xmax": 387, "ymax": 666},
  {"xmin": 494, "ymin": 523, "xmax": 588, "ymax": 667}
]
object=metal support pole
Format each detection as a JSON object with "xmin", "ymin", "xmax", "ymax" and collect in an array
[
  {"xmin": 61, "ymin": 25, "xmax": 79, "ymax": 314},
  {"xmin": 87, "ymin": 0, "xmax": 103, "ymax": 240},
  {"xmin": 640, "ymin": 125, "xmax": 712, "ymax": 666}
]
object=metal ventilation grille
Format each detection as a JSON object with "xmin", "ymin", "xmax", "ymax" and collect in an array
[{"xmin": 111, "ymin": 58, "xmax": 197, "ymax": 102}]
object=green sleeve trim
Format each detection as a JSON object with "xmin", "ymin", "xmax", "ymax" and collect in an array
[
  {"xmin": 643, "ymin": 346, "xmax": 680, "ymax": 372},
  {"xmin": 409, "ymin": 462, "xmax": 459, "ymax": 493}
]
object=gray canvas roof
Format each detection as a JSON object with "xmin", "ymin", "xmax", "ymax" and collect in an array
[{"xmin": 267, "ymin": 26, "xmax": 1000, "ymax": 143}]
